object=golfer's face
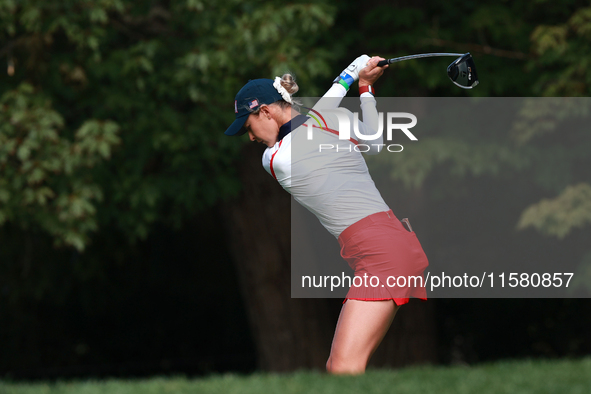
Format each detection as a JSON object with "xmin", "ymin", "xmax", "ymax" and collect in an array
[{"xmin": 245, "ymin": 112, "xmax": 277, "ymax": 147}]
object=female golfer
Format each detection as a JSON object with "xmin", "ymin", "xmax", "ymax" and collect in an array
[{"xmin": 224, "ymin": 55, "xmax": 428, "ymax": 374}]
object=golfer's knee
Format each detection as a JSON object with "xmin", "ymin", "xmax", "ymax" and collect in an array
[{"xmin": 326, "ymin": 355, "xmax": 366, "ymax": 375}]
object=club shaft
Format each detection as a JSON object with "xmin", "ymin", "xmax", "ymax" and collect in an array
[{"xmin": 377, "ymin": 53, "xmax": 464, "ymax": 67}]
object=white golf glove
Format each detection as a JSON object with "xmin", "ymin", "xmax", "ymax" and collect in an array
[{"xmin": 333, "ymin": 54, "xmax": 371, "ymax": 90}]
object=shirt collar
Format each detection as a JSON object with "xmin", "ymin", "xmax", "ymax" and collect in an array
[{"xmin": 277, "ymin": 114, "xmax": 310, "ymax": 142}]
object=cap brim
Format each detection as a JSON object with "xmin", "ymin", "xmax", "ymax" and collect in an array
[{"xmin": 225, "ymin": 114, "xmax": 249, "ymax": 136}]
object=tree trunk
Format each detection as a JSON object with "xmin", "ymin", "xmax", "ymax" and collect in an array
[
  {"xmin": 221, "ymin": 143, "xmax": 337, "ymax": 371},
  {"xmin": 369, "ymin": 300, "xmax": 438, "ymax": 368}
]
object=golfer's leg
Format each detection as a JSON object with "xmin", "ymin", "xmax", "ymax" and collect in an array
[{"xmin": 326, "ymin": 299, "xmax": 401, "ymax": 374}]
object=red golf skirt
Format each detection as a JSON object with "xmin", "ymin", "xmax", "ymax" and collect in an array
[{"xmin": 338, "ymin": 210, "xmax": 429, "ymax": 306}]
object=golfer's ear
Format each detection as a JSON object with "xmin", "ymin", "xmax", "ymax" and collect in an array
[{"xmin": 259, "ymin": 104, "xmax": 271, "ymax": 118}]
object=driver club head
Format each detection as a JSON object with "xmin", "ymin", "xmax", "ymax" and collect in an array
[{"xmin": 447, "ymin": 53, "xmax": 479, "ymax": 89}]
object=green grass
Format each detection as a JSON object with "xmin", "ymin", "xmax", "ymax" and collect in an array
[{"xmin": 2, "ymin": 358, "xmax": 590, "ymax": 394}]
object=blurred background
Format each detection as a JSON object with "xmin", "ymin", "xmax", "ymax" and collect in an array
[{"xmin": 1, "ymin": 0, "xmax": 590, "ymax": 380}]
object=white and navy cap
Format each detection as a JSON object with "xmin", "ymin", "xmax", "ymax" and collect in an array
[{"xmin": 225, "ymin": 79, "xmax": 283, "ymax": 136}]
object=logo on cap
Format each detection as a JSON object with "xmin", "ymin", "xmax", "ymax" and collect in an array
[
  {"xmin": 249, "ymin": 99, "xmax": 259, "ymax": 109},
  {"xmin": 234, "ymin": 100, "xmax": 238, "ymax": 114}
]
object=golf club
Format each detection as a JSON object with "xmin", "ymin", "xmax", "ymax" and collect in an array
[{"xmin": 377, "ymin": 52, "xmax": 479, "ymax": 89}]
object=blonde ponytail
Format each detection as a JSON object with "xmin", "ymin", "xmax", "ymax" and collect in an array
[{"xmin": 280, "ymin": 73, "xmax": 299, "ymax": 95}]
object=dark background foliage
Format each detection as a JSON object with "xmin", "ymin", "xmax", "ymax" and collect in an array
[{"xmin": 1, "ymin": 0, "xmax": 590, "ymax": 380}]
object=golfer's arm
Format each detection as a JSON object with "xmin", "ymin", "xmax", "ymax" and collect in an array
[
  {"xmin": 356, "ymin": 93, "xmax": 383, "ymax": 155},
  {"xmin": 312, "ymin": 83, "xmax": 347, "ymax": 110}
]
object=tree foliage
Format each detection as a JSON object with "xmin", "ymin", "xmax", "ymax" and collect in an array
[
  {"xmin": 530, "ymin": 3, "xmax": 591, "ymax": 96},
  {"xmin": 0, "ymin": 0, "xmax": 335, "ymax": 248},
  {"xmin": 0, "ymin": 83, "xmax": 120, "ymax": 250},
  {"xmin": 3, "ymin": 0, "xmax": 589, "ymax": 248},
  {"xmin": 518, "ymin": 183, "xmax": 591, "ymax": 238}
]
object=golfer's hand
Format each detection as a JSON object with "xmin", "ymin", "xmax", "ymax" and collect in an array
[
  {"xmin": 333, "ymin": 54, "xmax": 371, "ymax": 88},
  {"xmin": 359, "ymin": 56, "xmax": 388, "ymax": 87}
]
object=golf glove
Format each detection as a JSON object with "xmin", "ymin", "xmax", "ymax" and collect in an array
[{"xmin": 333, "ymin": 54, "xmax": 371, "ymax": 90}]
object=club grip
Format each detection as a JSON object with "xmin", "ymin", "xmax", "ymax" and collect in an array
[{"xmin": 377, "ymin": 59, "xmax": 389, "ymax": 67}]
